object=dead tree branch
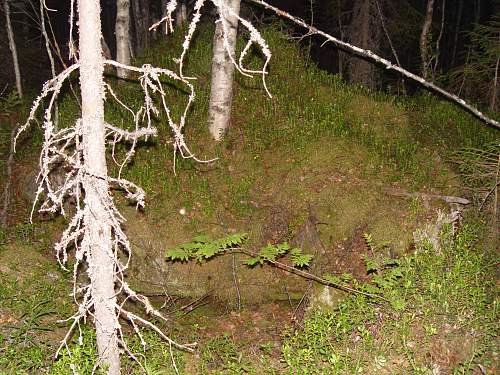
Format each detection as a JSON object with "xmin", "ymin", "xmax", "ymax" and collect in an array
[
  {"xmin": 248, "ymin": 0, "xmax": 500, "ymax": 130},
  {"xmin": 383, "ymin": 187, "xmax": 470, "ymax": 205}
]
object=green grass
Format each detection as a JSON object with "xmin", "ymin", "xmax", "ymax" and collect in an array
[
  {"xmin": 1, "ymin": 20, "xmax": 498, "ymax": 375},
  {"xmin": 280, "ymin": 219, "xmax": 498, "ymax": 374}
]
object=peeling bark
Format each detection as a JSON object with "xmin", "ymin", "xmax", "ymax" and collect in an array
[
  {"xmin": 208, "ymin": 0, "xmax": 241, "ymax": 141},
  {"xmin": 77, "ymin": 0, "xmax": 120, "ymax": 372}
]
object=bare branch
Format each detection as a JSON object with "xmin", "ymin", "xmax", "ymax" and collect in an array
[{"xmin": 248, "ymin": 0, "xmax": 500, "ymax": 130}]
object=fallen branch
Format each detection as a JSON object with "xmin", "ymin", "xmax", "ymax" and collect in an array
[
  {"xmin": 383, "ymin": 187, "xmax": 470, "ymax": 205},
  {"xmin": 231, "ymin": 248, "xmax": 388, "ymax": 302},
  {"xmin": 248, "ymin": 0, "xmax": 500, "ymax": 130}
]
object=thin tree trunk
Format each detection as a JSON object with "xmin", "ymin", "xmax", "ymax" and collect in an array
[
  {"xmin": 40, "ymin": 2, "xmax": 59, "ymax": 129},
  {"xmin": 116, "ymin": 0, "xmax": 131, "ymax": 79},
  {"xmin": 433, "ymin": 0, "xmax": 445, "ymax": 74},
  {"xmin": 176, "ymin": 0, "xmax": 187, "ymax": 28},
  {"xmin": 337, "ymin": 0, "xmax": 344, "ymax": 75},
  {"xmin": 420, "ymin": 0, "xmax": 435, "ymax": 80},
  {"xmin": 491, "ymin": 54, "xmax": 499, "ymax": 112},
  {"xmin": 208, "ymin": 0, "xmax": 241, "ymax": 141},
  {"xmin": 77, "ymin": 0, "xmax": 120, "ymax": 372},
  {"xmin": 451, "ymin": 0, "xmax": 463, "ymax": 67},
  {"xmin": 0, "ymin": 124, "xmax": 20, "ymax": 228},
  {"xmin": 161, "ymin": 0, "xmax": 168, "ymax": 35},
  {"xmin": 131, "ymin": 0, "xmax": 150, "ymax": 54},
  {"xmin": 131, "ymin": 0, "xmax": 143, "ymax": 54},
  {"xmin": 4, "ymin": 0, "xmax": 23, "ymax": 98}
]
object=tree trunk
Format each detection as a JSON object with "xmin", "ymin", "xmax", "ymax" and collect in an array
[
  {"xmin": 208, "ymin": 0, "xmax": 241, "ymax": 141},
  {"xmin": 77, "ymin": 0, "xmax": 120, "ymax": 373},
  {"xmin": 433, "ymin": 0, "xmax": 445, "ymax": 74},
  {"xmin": 347, "ymin": 0, "xmax": 380, "ymax": 90},
  {"xmin": 176, "ymin": 0, "xmax": 188, "ymax": 28},
  {"xmin": 420, "ymin": 0, "xmax": 435, "ymax": 80},
  {"xmin": 131, "ymin": 0, "xmax": 149, "ymax": 54},
  {"xmin": 450, "ymin": 0, "xmax": 463, "ymax": 67},
  {"xmin": 160, "ymin": 0, "xmax": 168, "ymax": 35},
  {"xmin": 491, "ymin": 54, "xmax": 499, "ymax": 112},
  {"xmin": 116, "ymin": 0, "xmax": 131, "ymax": 78},
  {"xmin": 4, "ymin": 0, "xmax": 22, "ymax": 98}
]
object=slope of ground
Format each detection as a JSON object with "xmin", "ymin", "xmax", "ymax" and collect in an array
[{"xmin": 0, "ymin": 23, "xmax": 498, "ymax": 374}]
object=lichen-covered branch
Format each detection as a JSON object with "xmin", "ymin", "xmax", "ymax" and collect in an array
[{"xmin": 248, "ymin": 0, "xmax": 500, "ymax": 130}]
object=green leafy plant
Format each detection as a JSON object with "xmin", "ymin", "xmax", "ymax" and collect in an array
[
  {"xmin": 166, "ymin": 233, "xmax": 314, "ymax": 269},
  {"xmin": 50, "ymin": 325, "xmax": 102, "ymax": 374},
  {"xmin": 0, "ymin": 90, "xmax": 22, "ymax": 115},
  {"xmin": 165, "ymin": 233, "xmax": 248, "ymax": 262},
  {"xmin": 199, "ymin": 335, "xmax": 253, "ymax": 374},
  {"xmin": 14, "ymin": 221, "xmax": 35, "ymax": 244},
  {"xmin": 245, "ymin": 242, "xmax": 313, "ymax": 268},
  {"xmin": 282, "ymin": 221, "xmax": 498, "ymax": 374}
]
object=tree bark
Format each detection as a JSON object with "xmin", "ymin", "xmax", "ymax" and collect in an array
[
  {"xmin": 131, "ymin": 0, "xmax": 150, "ymax": 54},
  {"xmin": 208, "ymin": 0, "xmax": 241, "ymax": 141},
  {"xmin": 4, "ymin": 0, "xmax": 23, "ymax": 98},
  {"xmin": 420, "ymin": 0, "xmax": 435, "ymax": 79},
  {"xmin": 491, "ymin": 54, "xmax": 499, "ymax": 112},
  {"xmin": 176, "ymin": 0, "xmax": 188, "ymax": 28},
  {"xmin": 347, "ymin": 0, "xmax": 380, "ymax": 90},
  {"xmin": 116, "ymin": 0, "xmax": 131, "ymax": 79},
  {"xmin": 77, "ymin": 0, "xmax": 120, "ymax": 373},
  {"xmin": 450, "ymin": 0, "xmax": 463, "ymax": 67}
]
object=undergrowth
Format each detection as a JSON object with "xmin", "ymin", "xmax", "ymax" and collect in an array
[
  {"xmin": 281, "ymin": 220, "xmax": 498, "ymax": 374},
  {"xmin": 1, "ymin": 20, "xmax": 498, "ymax": 375},
  {"xmin": 2, "ymin": 216, "xmax": 489, "ymax": 374}
]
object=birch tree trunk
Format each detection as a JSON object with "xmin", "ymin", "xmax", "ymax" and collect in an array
[
  {"xmin": 208, "ymin": 0, "xmax": 241, "ymax": 141},
  {"xmin": 4, "ymin": 0, "xmax": 23, "ymax": 98},
  {"xmin": 77, "ymin": 0, "xmax": 120, "ymax": 372},
  {"xmin": 116, "ymin": 0, "xmax": 131, "ymax": 79},
  {"xmin": 420, "ymin": 0, "xmax": 435, "ymax": 79}
]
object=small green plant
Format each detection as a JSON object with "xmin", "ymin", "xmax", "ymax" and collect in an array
[
  {"xmin": 50, "ymin": 325, "xmax": 102, "ymax": 374},
  {"xmin": 14, "ymin": 221, "xmax": 35, "ymax": 244},
  {"xmin": 281, "ymin": 220, "xmax": 498, "ymax": 374},
  {"xmin": 0, "ymin": 227, "xmax": 6, "ymax": 247},
  {"xmin": 0, "ymin": 90, "xmax": 22, "ymax": 115},
  {"xmin": 199, "ymin": 335, "xmax": 253, "ymax": 374},
  {"xmin": 165, "ymin": 233, "xmax": 248, "ymax": 262},
  {"xmin": 165, "ymin": 233, "xmax": 314, "ymax": 269},
  {"xmin": 245, "ymin": 242, "xmax": 313, "ymax": 268}
]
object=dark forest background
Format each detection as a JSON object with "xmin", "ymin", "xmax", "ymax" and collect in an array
[{"xmin": 1, "ymin": 0, "xmax": 499, "ymax": 111}]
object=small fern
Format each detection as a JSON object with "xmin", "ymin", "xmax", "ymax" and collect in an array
[
  {"xmin": 165, "ymin": 233, "xmax": 249, "ymax": 262},
  {"xmin": 166, "ymin": 235, "xmax": 314, "ymax": 269},
  {"xmin": 245, "ymin": 242, "xmax": 313, "ymax": 268}
]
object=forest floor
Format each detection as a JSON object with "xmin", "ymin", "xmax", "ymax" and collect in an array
[{"xmin": 0, "ymin": 24, "xmax": 498, "ymax": 374}]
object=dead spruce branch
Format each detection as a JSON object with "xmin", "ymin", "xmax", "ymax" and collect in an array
[
  {"xmin": 15, "ymin": 57, "xmax": 203, "ymax": 370},
  {"xmin": 13, "ymin": 0, "xmax": 277, "ymax": 369}
]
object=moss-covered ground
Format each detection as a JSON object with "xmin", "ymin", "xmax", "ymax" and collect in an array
[{"xmin": 0, "ymin": 23, "xmax": 498, "ymax": 374}]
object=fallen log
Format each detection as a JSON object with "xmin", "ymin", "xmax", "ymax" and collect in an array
[{"xmin": 383, "ymin": 187, "xmax": 470, "ymax": 205}]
